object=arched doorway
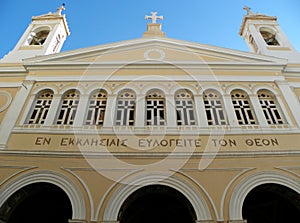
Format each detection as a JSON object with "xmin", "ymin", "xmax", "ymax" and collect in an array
[
  {"xmin": 118, "ymin": 185, "xmax": 196, "ymax": 223},
  {"xmin": 242, "ymin": 183, "xmax": 300, "ymax": 223},
  {"xmin": 0, "ymin": 182, "xmax": 72, "ymax": 223}
]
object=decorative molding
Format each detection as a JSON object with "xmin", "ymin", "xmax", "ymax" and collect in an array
[
  {"xmin": 0, "ymin": 170, "xmax": 86, "ymax": 220},
  {"xmin": 103, "ymin": 173, "xmax": 212, "ymax": 221},
  {"xmin": 229, "ymin": 171, "xmax": 300, "ymax": 220},
  {"xmin": 144, "ymin": 48, "xmax": 166, "ymax": 61},
  {"xmin": 0, "ymin": 91, "xmax": 12, "ymax": 113}
]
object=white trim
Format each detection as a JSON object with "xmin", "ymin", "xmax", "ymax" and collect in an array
[
  {"xmin": 229, "ymin": 171, "xmax": 300, "ymax": 220},
  {"xmin": 63, "ymin": 168, "xmax": 95, "ymax": 221},
  {"xmin": 0, "ymin": 170, "xmax": 86, "ymax": 220},
  {"xmin": 103, "ymin": 173, "xmax": 212, "ymax": 221},
  {"xmin": 25, "ymin": 75, "xmax": 286, "ymax": 82},
  {"xmin": 0, "ymin": 91, "xmax": 12, "ymax": 112},
  {"xmin": 0, "ymin": 82, "xmax": 22, "ymax": 87},
  {"xmin": 22, "ymin": 37, "xmax": 286, "ymax": 64}
]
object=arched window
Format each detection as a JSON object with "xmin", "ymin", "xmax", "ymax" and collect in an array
[
  {"xmin": 85, "ymin": 90, "xmax": 107, "ymax": 125},
  {"xmin": 56, "ymin": 90, "xmax": 80, "ymax": 125},
  {"xmin": 115, "ymin": 90, "xmax": 136, "ymax": 126},
  {"xmin": 258, "ymin": 90, "xmax": 285, "ymax": 124},
  {"xmin": 26, "ymin": 90, "xmax": 54, "ymax": 124},
  {"xmin": 203, "ymin": 90, "xmax": 227, "ymax": 125},
  {"xmin": 29, "ymin": 28, "xmax": 50, "ymax": 46},
  {"xmin": 260, "ymin": 28, "xmax": 280, "ymax": 46},
  {"xmin": 175, "ymin": 89, "xmax": 196, "ymax": 125},
  {"xmin": 231, "ymin": 90, "xmax": 257, "ymax": 125},
  {"xmin": 146, "ymin": 90, "xmax": 165, "ymax": 126}
]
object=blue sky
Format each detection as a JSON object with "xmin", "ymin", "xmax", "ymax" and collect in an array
[{"xmin": 0, "ymin": 0, "xmax": 299, "ymax": 59}]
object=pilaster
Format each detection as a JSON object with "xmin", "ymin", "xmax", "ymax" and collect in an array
[
  {"xmin": 165, "ymin": 94, "xmax": 177, "ymax": 128},
  {"xmin": 194, "ymin": 95, "xmax": 208, "ymax": 128},
  {"xmin": 248, "ymin": 94, "xmax": 268, "ymax": 127},
  {"xmin": 74, "ymin": 94, "xmax": 89, "ymax": 127},
  {"xmin": 43, "ymin": 94, "xmax": 62, "ymax": 126},
  {"xmin": 222, "ymin": 94, "xmax": 239, "ymax": 127},
  {"xmin": 103, "ymin": 94, "xmax": 117, "ymax": 128},
  {"xmin": 0, "ymin": 80, "xmax": 34, "ymax": 148},
  {"xmin": 135, "ymin": 94, "xmax": 145, "ymax": 128},
  {"xmin": 276, "ymin": 80, "xmax": 300, "ymax": 127}
]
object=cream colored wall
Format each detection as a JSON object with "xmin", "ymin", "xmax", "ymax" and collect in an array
[{"xmin": 0, "ymin": 88, "xmax": 18, "ymax": 124}]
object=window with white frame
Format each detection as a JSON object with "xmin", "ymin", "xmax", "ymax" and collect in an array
[
  {"xmin": 231, "ymin": 90, "xmax": 257, "ymax": 125},
  {"xmin": 258, "ymin": 90, "xmax": 285, "ymax": 124},
  {"xmin": 115, "ymin": 90, "xmax": 135, "ymax": 126},
  {"xmin": 85, "ymin": 90, "xmax": 107, "ymax": 125},
  {"xmin": 175, "ymin": 89, "xmax": 196, "ymax": 125},
  {"xmin": 203, "ymin": 90, "xmax": 227, "ymax": 125},
  {"xmin": 56, "ymin": 90, "xmax": 80, "ymax": 125},
  {"xmin": 26, "ymin": 90, "xmax": 54, "ymax": 124},
  {"xmin": 146, "ymin": 90, "xmax": 165, "ymax": 126}
]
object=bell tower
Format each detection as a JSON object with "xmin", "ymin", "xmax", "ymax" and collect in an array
[
  {"xmin": 1, "ymin": 4, "xmax": 70, "ymax": 62},
  {"xmin": 239, "ymin": 7, "xmax": 300, "ymax": 63}
]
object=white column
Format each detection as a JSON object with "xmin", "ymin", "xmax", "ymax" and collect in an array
[
  {"xmin": 103, "ymin": 94, "xmax": 117, "ymax": 128},
  {"xmin": 222, "ymin": 94, "xmax": 239, "ymax": 127},
  {"xmin": 276, "ymin": 80, "xmax": 300, "ymax": 127},
  {"xmin": 165, "ymin": 94, "xmax": 177, "ymax": 128},
  {"xmin": 74, "ymin": 94, "xmax": 89, "ymax": 127},
  {"xmin": 135, "ymin": 94, "xmax": 145, "ymax": 128},
  {"xmin": 194, "ymin": 94, "xmax": 208, "ymax": 128},
  {"xmin": 275, "ymin": 94, "xmax": 294, "ymax": 126},
  {"xmin": 249, "ymin": 94, "xmax": 268, "ymax": 127},
  {"xmin": 0, "ymin": 80, "xmax": 34, "ymax": 148},
  {"xmin": 43, "ymin": 94, "xmax": 62, "ymax": 126}
]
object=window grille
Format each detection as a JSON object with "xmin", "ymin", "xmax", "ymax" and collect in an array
[
  {"xmin": 56, "ymin": 90, "xmax": 80, "ymax": 125},
  {"xmin": 85, "ymin": 90, "xmax": 107, "ymax": 125},
  {"xmin": 27, "ymin": 90, "xmax": 53, "ymax": 124},
  {"xmin": 258, "ymin": 90, "xmax": 285, "ymax": 124},
  {"xmin": 115, "ymin": 91, "xmax": 135, "ymax": 126},
  {"xmin": 231, "ymin": 90, "xmax": 257, "ymax": 125},
  {"xmin": 146, "ymin": 90, "xmax": 165, "ymax": 126},
  {"xmin": 175, "ymin": 90, "xmax": 196, "ymax": 125},
  {"xmin": 204, "ymin": 91, "xmax": 227, "ymax": 125}
]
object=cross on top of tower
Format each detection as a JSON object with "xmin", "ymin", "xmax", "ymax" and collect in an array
[
  {"xmin": 56, "ymin": 3, "xmax": 66, "ymax": 15},
  {"xmin": 145, "ymin": 12, "xmax": 163, "ymax": 24},
  {"xmin": 243, "ymin": 6, "xmax": 253, "ymax": 15}
]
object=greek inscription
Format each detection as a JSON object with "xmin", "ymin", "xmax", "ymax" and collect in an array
[
  {"xmin": 35, "ymin": 137, "xmax": 51, "ymax": 146},
  {"xmin": 138, "ymin": 138, "xmax": 201, "ymax": 148},
  {"xmin": 211, "ymin": 139, "xmax": 237, "ymax": 147},
  {"xmin": 245, "ymin": 138, "xmax": 279, "ymax": 147}
]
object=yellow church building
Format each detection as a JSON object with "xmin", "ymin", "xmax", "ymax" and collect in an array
[{"xmin": 0, "ymin": 5, "xmax": 299, "ymax": 223}]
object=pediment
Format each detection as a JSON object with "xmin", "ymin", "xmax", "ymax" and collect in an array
[{"xmin": 24, "ymin": 37, "xmax": 286, "ymax": 65}]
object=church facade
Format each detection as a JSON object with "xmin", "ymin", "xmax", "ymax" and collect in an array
[{"xmin": 0, "ymin": 6, "xmax": 299, "ymax": 223}]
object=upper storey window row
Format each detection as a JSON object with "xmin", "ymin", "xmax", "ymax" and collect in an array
[{"xmin": 24, "ymin": 87, "xmax": 287, "ymax": 128}]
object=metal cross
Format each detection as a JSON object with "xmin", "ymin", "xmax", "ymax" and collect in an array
[
  {"xmin": 243, "ymin": 6, "xmax": 252, "ymax": 15},
  {"xmin": 145, "ymin": 12, "xmax": 163, "ymax": 24}
]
